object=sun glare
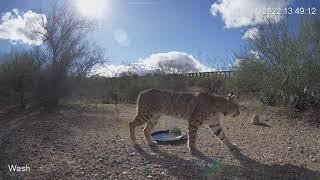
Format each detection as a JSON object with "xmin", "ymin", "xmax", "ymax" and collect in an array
[{"xmin": 75, "ymin": 0, "xmax": 108, "ymax": 19}]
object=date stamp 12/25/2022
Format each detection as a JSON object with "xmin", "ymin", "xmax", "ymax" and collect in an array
[{"xmin": 238, "ymin": 7, "xmax": 318, "ymax": 16}]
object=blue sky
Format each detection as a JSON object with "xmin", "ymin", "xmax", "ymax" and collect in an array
[
  {"xmin": 95, "ymin": 0, "xmax": 241, "ymax": 62},
  {"xmin": 0, "ymin": 0, "xmax": 319, "ymax": 76}
]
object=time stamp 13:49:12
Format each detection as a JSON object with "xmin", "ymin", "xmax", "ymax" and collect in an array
[{"xmin": 255, "ymin": 7, "xmax": 318, "ymax": 15}]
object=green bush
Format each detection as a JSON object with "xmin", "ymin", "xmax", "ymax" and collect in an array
[
  {"xmin": 0, "ymin": 50, "xmax": 42, "ymax": 107},
  {"xmin": 103, "ymin": 73, "xmax": 230, "ymax": 103},
  {"xmin": 233, "ymin": 17, "xmax": 320, "ymax": 110},
  {"xmin": 194, "ymin": 76, "xmax": 229, "ymax": 95}
]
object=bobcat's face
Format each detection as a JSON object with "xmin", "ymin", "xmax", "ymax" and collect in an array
[
  {"xmin": 227, "ymin": 101, "xmax": 240, "ymax": 117},
  {"xmin": 225, "ymin": 93, "xmax": 240, "ymax": 117}
]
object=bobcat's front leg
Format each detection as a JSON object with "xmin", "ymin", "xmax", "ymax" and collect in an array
[
  {"xmin": 209, "ymin": 124, "xmax": 238, "ymax": 151},
  {"xmin": 187, "ymin": 123, "xmax": 199, "ymax": 154},
  {"xmin": 143, "ymin": 121, "xmax": 158, "ymax": 147}
]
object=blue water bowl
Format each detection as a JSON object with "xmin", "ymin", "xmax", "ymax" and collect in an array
[{"xmin": 151, "ymin": 130, "xmax": 187, "ymax": 144}]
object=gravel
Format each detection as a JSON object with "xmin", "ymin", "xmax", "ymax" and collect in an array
[{"xmin": 0, "ymin": 102, "xmax": 319, "ymax": 179}]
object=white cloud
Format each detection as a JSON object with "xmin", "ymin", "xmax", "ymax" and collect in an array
[
  {"xmin": 242, "ymin": 27, "xmax": 259, "ymax": 40},
  {"xmin": 250, "ymin": 50, "xmax": 260, "ymax": 59},
  {"xmin": 1, "ymin": 11, "xmax": 12, "ymax": 21},
  {"xmin": 113, "ymin": 28, "xmax": 130, "ymax": 47},
  {"xmin": 0, "ymin": 9, "xmax": 47, "ymax": 45},
  {"xmin": 92, "ymin": 51, "xmax": 213, "ymax": 77},
  {"xmin": 92, "ymin": 64, "xmax": 134, "ymax": 77},
  {"xmin": 210, "ymin": 0, "xmax": 292, "ymax": 28}
]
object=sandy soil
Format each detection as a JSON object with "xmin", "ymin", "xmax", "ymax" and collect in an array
[{"xmin": 0, "ymin": 101, "xmax": 319, "ymax": 179}]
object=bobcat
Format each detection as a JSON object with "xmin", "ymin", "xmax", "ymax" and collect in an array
[{"xmin": 129, "ymin": 88, "xmax": 240, "ymax": 154}]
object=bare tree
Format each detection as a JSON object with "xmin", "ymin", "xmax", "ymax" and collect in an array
[{"xmin": 32, "ymin": 3, "xmax": 105, "ymax": 107}]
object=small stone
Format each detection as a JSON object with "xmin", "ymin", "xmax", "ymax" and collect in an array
[
  {"xmin": 122, "ymin": 171, "xmax": 128, "ymax": 175},
  {"xmin": 129, "ymin": 152, "xmax": 136, "ymax": 157},
  {"xmin": 113, "ymin": 160, "xmax": 121, "ymax": 164},
  {"xmin": 288, "ymin": 147, "xmax": 292, "ymax": 150},
  {"xmin": 311, "ymin": 158, "xmax": 316, "ymax": 162},
  {"xmin": 251, "ymin": 114, "xmax": 260, "ymax": 125},
  {"xmin": 146, "ymin": 175, "xmax": 152, "ymax": 178}
]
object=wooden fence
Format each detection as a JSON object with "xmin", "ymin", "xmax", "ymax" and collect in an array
[
  {"xmin": 182, "ymin": 71, "xmax": 234, "ymax": 78},
  {"xmin": 105, "ymin": 71, "xmax": 235, "ymax": 82}
]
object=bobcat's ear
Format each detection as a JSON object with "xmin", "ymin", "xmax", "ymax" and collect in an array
[
  {"xmin": 227, "ymin": 92, "xmax": 234, "ymax": 98},
  {"xmin": 227, "ymin": 92, "xmax": 236, "ymax": 101}
]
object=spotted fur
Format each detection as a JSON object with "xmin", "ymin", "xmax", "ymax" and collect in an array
[{"xmin": 129, "ymin": 88, "xmax": 240, "ymax": 153}]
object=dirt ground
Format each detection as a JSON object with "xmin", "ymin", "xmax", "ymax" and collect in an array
[{"xmin": 0, "ymin": 100, "xmax": 319, "ymax": 179}]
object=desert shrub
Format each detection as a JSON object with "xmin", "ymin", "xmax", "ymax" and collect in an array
[
  {"xmin": 105, "ymin": 74, "xmax": 190, "ymax": 103},
  {"xmin": 104, "ymin": 73, "xmax": 230, "ymax": 103},
  {"xmin": 32, "ymin": 4, "xmax": 104, "ymax": 107},
  {"xmin": 194, "ymin": 76, "xmax": 229, "ymax": 95},
  {"xmin": 233, "ymin": 17, "xmax": 320, "ymax": 110},
  {"xmin": 0, "ymin": 3, "xmax": 104, "ymax": 109},
  {"xmin": 233, "ymin": 58, "xmax": 268, "ymax": 94},
  {"xmin": 0, "ymin": 50, "xmax": 43, "ymax": 107}
]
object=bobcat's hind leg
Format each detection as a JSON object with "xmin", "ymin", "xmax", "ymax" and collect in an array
[
  {"xmin": 129, "ymin": 114, "xmax": 146, "ymax": 145},
  {"xmin": 143, "ymin": 120, "xmax": 158, "ymax": 147}
]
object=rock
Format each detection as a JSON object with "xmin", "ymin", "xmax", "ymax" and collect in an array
[
  {"xmin": 129, "ymin": 152, "xmax": 136, "ymax": 157},
  {"xmin": 288, "ymin": 146, "xmax": 292, "ymax": 150},
  {"xmin": 113, "ymin": 160, "xmax": 121, "ymax": 164},
  {"xmin": 122, "ymin": 171, "xmax": 128, "ymax": 175},
  {"xmin": 251, "ymin": 114, "xmax": 260, "ymax": 125},
  {"xmin": 146, "ymin": 175, "xmax": 153, "ymax": 178}
]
